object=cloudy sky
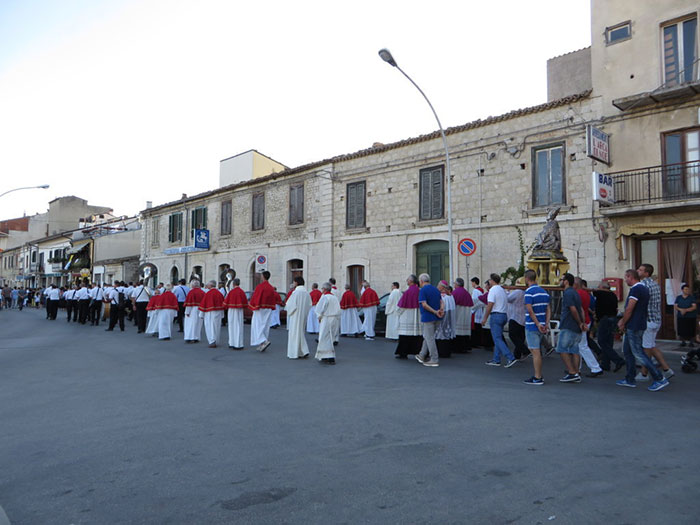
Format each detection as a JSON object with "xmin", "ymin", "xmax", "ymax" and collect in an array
[{"xmin": 0, "ymin": 0, "xmax": 591, "ymax": 220}]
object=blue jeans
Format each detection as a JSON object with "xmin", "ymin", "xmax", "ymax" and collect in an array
[
  {"xmin": 490, "ymin": 312, "xmax": 514, "ymax": 363},
  {"xmin": 623, "ymin": 329, "xmax": 662, "ymax": 383},
  {"xmin": 597, "ymin": 316, "xmax": 624, "ymax": 369}
]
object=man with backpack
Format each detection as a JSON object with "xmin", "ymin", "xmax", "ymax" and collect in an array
[{"xmin": 106, "ymin": 281, "xmax": 127, "ymax": 332}]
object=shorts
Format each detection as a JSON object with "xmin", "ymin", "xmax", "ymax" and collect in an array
[
  {"xmin": 642, "ymin": 321, "xmax": 659, "ymax": 349},
  {"xmin": 556, "ymin": 328, "xmax": 581, "ymax": 355},
  {"xmin": 526, "ymin": 330, "xmax": 546, "ymax": 349}
]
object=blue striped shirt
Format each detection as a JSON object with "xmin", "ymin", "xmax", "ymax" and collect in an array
[{"xmin": 524, "ymin": 285, "xmax": 550, "ymax": 332}]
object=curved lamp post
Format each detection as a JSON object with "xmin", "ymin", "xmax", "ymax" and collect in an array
[
  {"xmin": 0, "ymin": 184, "xmax": 50, "ymax": 199},
  {"xmin": 378, "ymin": 48, "xmax": 453, "ymax": 281}
]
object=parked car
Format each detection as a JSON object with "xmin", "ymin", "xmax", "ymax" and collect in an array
[{"xmin": 243, "ymin": 291, "xmax": 287, "ymax": 325}]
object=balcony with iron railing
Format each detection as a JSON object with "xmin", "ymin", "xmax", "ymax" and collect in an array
[{"xmin": 601, "ymin": 160, "xmax": 700, "ymax": 215}]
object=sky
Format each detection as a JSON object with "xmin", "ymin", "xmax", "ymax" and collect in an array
[{"xmin": 0, "ymin": 0, "xmax": 591, "ymax": 220}]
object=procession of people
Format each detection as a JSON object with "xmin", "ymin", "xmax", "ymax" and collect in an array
[{"xmin": 5, "ymin": 261, "xmax": 696, "ymax": 390}]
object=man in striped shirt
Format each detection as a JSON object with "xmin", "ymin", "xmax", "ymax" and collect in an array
[
  {"xmin": 523, "ymin": 270, "xmax": 551, "ymax": 385},
  {"xmin": 637, "ymin": 263, "xmax": 674, "ymax": 380}
]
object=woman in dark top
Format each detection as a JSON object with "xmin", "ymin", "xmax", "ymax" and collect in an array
[{"xmin": 674, "ymin": 284, "xmax": 697, "ymax": 347}]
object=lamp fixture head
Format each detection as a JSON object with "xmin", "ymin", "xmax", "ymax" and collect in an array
[
  {"xmin": 378, "ymin": 48, "xmax": 397, "ymax": 67},
  {"xmin": 38, "ymin": 184, "xmax": 50, "ymax": 189}
]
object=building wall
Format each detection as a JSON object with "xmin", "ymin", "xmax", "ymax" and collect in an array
[
  {"xmin": 547, "ymin": 47, "xmax": 592, "ymax": 102},
  {"xmin": 94, "ymin": 230, "xmax": 140, "ymax": 262},
  {"xmin": 591, "ymin": 0, "xmax": 700, "ymax": 109}
]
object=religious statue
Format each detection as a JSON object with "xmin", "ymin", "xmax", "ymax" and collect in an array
[
  {"xmin": 532, "ymin": 207, "xmax": 563, "ymax": 257},
  {"xmin": 526, "ymin": 207, "xmax": 569, "ymax": 286}
]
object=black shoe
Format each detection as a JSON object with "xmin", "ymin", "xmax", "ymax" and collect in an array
[
  {"xmin": 105, "ymin": 329, "xmax": 113, "ymax": 331},
  {"xmin": 137, "ymin": 330, "xmax": 144, "ymax": 333},
  {"xmin": 333, "ymin": 342, "xmax": 338, "ymax": 346},
  {"xmin": 586, "ymin": 371, "xmax": 604, "ymax": 378},
  {"xmin": 394, "ymin": 354, "xmax": 407, "ymax": 359},
  {"xmin": 613, "ymin": 362, "xmax": 625, "ymax": 373}
]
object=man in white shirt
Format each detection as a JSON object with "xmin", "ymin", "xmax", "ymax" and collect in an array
[
  {"xmin": 47, "ymin": 285, "xmax": 61, "ymax": 320},
  {"xmin": 172, "ymin": 279, "xmax": 190, "ymax": 333},
  {"xmin": 75, "ymin": 283, "xmax": 91, "ymax": 324},
  {"xmin": 131, "ymin": 280, "xmax": 152, "ymax": 333},
  {"xmin": 106, "ymin": 281, "xmax": 127, "ymax": 332},
  {"xmin": 481, "ymin": 273, "xmax": 517, "ymax": 367},
  {"xmin": 64, "ymin": 285, "xmax": 77, "ymax": 322},
  {"xmin": 89, "ymin": 283, "xmax": 104, "ymax": 326}
]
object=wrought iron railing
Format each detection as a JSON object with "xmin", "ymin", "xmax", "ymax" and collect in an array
[{"xmin": 607, "ymin": 160, "xmax": 700, "ymax": 205}]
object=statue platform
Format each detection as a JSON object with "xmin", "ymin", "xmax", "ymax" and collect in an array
[{"xmin": 527, "ymin": 254, "xmax": 570, "ymax": 287}]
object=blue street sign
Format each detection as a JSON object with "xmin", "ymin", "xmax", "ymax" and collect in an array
[{"xmin": 194, "ymin": 229, "xmax": 210, "ymax": 250}]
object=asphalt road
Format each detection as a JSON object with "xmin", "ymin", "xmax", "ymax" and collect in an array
[{"xmin": 1, "ymin": 308, "xmax": 698, "ymax": 524}]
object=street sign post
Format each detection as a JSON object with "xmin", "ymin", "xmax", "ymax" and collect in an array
[{"xmin": 457, "ymin": 238, "xmax": 477, "ymax": 289}]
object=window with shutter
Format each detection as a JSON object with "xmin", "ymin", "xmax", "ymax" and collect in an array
[
  {"xmin": 346, "ymin": 181, "xmax": 365, "ymax": 229},
  {"xmin": 419, "ymin": 166, "xmax": 444, "ymax": 220},
  {"xmin": 221, "ymin": 200, "xmax": 232, "ymax": 235},
  {"xmin": 289, "ymin": 184, "xmax": 304, "ymax": 225},
  {"xmin": 662, "ymin": 17, "xmax": 697, "ymax": 87},
  {"xmin": 252, "ymin": 193, "xmax": 265, "ymax": 231},
  {"xmin": 532, "ymin": 143, "xmax": 565, "ymax": 207}
]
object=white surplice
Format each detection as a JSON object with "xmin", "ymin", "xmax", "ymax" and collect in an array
[
  {"xmin": 227, "ymin": 308, "xmax": 244, "ymax": 348},
  {"xmin": 158, "ymin": 309, "xmax": 176, "ymax": 339},
  {"xmin": 200, "ymin": 310, "xmax": 223, "ymax": 345},
  {"xmin": 306, "ymin": 305, "xmax": 319, "ymax": 333},
  {"xmin": 251, "ymin": 308, "xmax": 273, "ymax": 346},
  {"xmin": 184, "ymin": 306, "xmax": 203, "ymax": 341},
  {"xmin": 316, "ymin": 293, "xmax": 340, "ymax": 360},
  {"xmin": 270, "ymin": 305, "xmax": 281, "ymax": 327},
  {"xmin": 285, "ymin": 285, "xmax": 312, "ymax": 358},
  {"xmin": 146, "ymin": 309, "xmax": 159, "ymax": 335},
  {"xmin": 340, "ymin": 307, "xmax": 362, "ymax": 335},
  {"xmin": 397, "ymin": 307, "xmax": 421, "ymax": 336},
  {"xmin": 455, "ymin": 304, "xmax": 472, "ymax": 336},
  {"xmin": 384, "ymin": 289, "xmax": 401, "ymax": 340},
  {"xmin": 361, "ymin": 305, "xmax": 377, "ymax": 337}
]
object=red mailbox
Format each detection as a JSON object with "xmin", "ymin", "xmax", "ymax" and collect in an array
[{"xmin": 603, "ymin": 277, "xmax": 623, "ymax": 301}]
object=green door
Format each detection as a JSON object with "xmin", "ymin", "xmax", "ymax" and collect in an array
[{"xmin": 415, "ymin": 240, "xmax": 449, "ymax": 284}]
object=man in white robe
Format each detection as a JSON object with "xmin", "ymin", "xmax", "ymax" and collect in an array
[
  {"xmin": 306, "ymin": 283, "xmax": 322, "ymax": 334},
  {"xmin": 286, "ymin": 277, "xmax": 312, "ymax": 359},
  {"xmin": 145, "ymin": 289, "xmax": 160, "ymax": 336},
  {"xmin": 184, "ymin": 280, "xmax": 205, "ymax": 343},
  {"xmin": 199, "ymin": 280, "xmax": 225, "ymax": 348},
  {"xmin": 340, "ymin": 284, "xmax": 363, "ymax": 336},
  {"xmin": 157, "ymin": 284, "xmax": 179, "ymax": 340},
  {"xmin": 385, "ymin": 282, "xmax": 401, "ymax": 340},
  {"xmin": 316, "ymin": 283, "xmax": 341, "ymax": 364},
  {"xmin": 249, "ymin": 271, "xmax": 276, "ymax": 352},
  {"xmin": 224, "ymin": 278, "xmax": 247, "ymax": 349},
  {"xmin": 453, "ymin": 277, "xmax": 473, "ymax": 353}
]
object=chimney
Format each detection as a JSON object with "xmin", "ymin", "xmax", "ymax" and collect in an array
[{"xmin": 146, "ymin": 201, "xmax": 152, "ymax": 209}]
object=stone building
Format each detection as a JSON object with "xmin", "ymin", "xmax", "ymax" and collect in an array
[{"xmin": 140, "ymin": 0, "xmax": 700, "ymax": 341}]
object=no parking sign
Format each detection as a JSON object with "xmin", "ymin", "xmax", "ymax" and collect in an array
[
  {"xmin": 458, "ymin": 238, "xmax": 477, "ymax": 257},
  {"xmin": 255, "ymin": 254, "xmax": 268, "ymax": 273}
]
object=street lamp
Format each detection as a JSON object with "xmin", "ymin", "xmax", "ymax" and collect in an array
[
  {"xmin": 378, "ymin": 48, "xmax": 454, "ymax": 281},
  {"xmin": 0, "ymin": 184, "xmax": 50, "ymax": 199}
]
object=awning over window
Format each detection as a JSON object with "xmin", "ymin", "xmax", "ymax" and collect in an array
[
  {"xmin": 616, "ymin": 220, "xmax": 700, "ymax": 258},
  {"xmin": 66, "ymin": 240, "xmax": 90, "ymax": 255}
]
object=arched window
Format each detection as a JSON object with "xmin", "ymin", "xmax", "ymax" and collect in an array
[
  {"xmin": 347, "ymin": 265, "xmax": 364, "ymax": 298},
  {"xmin": 170, "ymin": 266, "xmax": 179, "ymax": 284},
  {"xmin": 287, "ymin": 259, "xmax": 303, "ymax": 290},
  {"xmin": 249, "ymin": 261, "xmax": 262, "ymax": 290}
]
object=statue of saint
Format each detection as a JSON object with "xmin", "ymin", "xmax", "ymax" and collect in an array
[{"xmin": 532, "ymin": 207, "xmax": 563, "ymax": 256}]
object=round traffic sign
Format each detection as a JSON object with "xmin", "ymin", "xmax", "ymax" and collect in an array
[
  {"xmin": 458, "ymin": 238, "xmax": 477, "ymax": 256},
  {"xmin": 257, "ymin": 255, "xmax": 267, "ymax": 265}
]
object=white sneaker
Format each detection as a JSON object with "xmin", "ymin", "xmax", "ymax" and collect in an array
[
  {"xmin": 663, "ymin": 368, "xmax": 675, "ymax": 379},
  {"xmin": 635, "ymin": 372, "xmax": 649, "ymax": 382}
]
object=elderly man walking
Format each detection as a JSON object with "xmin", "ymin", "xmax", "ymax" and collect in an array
[
  {"xmin": 359, "ymin": 280, "xmax": 380, "ymax": 340},
  {"xmin": 249, "ymin": 271, "xmax": 276, "ymax": 352},
  {"xmin": 414, "ymin": 273, "xmax": 444, "ymax": 368},
  {"xmin": 315, "ymin": 282, "xmax": 341, "ymax": 365}
]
